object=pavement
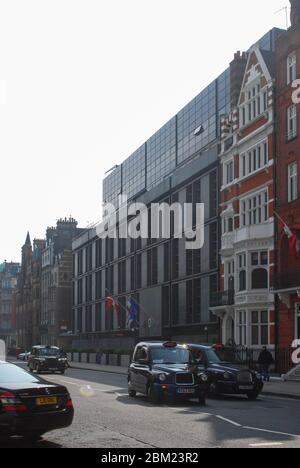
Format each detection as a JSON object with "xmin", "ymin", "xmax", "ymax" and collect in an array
[
  {"xmin": 69, "ymin": 361, "xmax": 300, "ymax": 400},
  {"xmin": 4, "ymin": 362, "xmax": 300, "ymax": 448}
]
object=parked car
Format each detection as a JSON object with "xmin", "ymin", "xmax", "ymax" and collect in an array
[
  {"xmin": 17, "ymin": 351, "xmax": 30, "ymax": 361},
  {"xmin": 188, "ymin": 344, "xmax": 263, "ymax": 400},
  {"xmin": 0, "ymin": 360, "xmax": 74, "ymax": 441},
  {"xmin": 28, "ymin": 346, "xmax": 68, "ymax": 375},
  {"xmin": 128, "ymin": 341, "xmax": 208, "ymax": 405}
]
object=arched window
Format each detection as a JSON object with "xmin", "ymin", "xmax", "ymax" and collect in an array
[
  {"xmin": 252, "ymin": 268, "xmax": 268, "ymax": 289},
  {"xmin": 239, "ymin": 270, "xmax": 246, "ymax": 291}
]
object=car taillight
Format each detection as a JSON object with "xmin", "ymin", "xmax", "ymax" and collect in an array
[
  {"xmin": 65, "ymin": 399, "xmax": 73, "ymax": 408},
  {"xmin": 0, "ymin": 392, "xmax": 27, "ymax": 412}
]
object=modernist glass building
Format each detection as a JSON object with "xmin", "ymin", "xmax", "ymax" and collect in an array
[{"xmin": 72, "ymin": 29, "xmax": 283, "ymax": 351}]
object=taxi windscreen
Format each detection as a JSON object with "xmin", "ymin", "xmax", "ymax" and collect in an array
[{"xmin": 150, "ymin": 348, "xmax": 192, "ymax": 365}]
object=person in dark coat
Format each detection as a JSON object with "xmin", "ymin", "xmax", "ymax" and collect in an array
[{"xmin": 258, "ymin": 347, "xmax": 274, "ymax": 382}]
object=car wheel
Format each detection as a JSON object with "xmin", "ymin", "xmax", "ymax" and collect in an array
[
  {"xmin": 198, "ymin": 394, "xmax": 206, "ymax": 406},
  {"xmin": 60, "ymin": 370, "xmax": 65, "ymax": 375},
  {"xmin": 246, "ymin": 391, "xmax": 259, "ymax": 401},
  {"xmin": 148, "ymin": 385, "xmax": 161, "ymax": 404},
  {"xmin": 128, "ymin": 389, "xmax": 137, "ymax": 397}
]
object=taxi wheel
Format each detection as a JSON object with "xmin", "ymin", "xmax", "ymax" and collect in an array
[
  {"xmin": 246, "ymin": 391, "xmax": 259, "ymax": 401},
  {"xmin": 148, "ymin": 385, "xmax": 161, "ymax": 404}
]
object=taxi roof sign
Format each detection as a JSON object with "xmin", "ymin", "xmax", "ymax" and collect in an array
[{"xmin": 163, "ymin": 341, "xmax": 177, "ymax": 348}]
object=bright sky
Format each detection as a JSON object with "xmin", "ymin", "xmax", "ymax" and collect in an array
[{"xmin": 0, "ymin": 0, "xmax": 289, "ymax": 262}]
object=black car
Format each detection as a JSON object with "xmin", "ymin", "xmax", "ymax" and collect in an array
[
  {"xmin": 128, "ymin": 341, "xmax": 208, "ymax": 405},
  {"xmin": 28, "ymin": 346, "xmax": 68, "ymax": 374},
  {"xmin": 188, "ymin": 344, "xmax": 264, "ymax": 400},
  {"xmin": 0, "ymin": 361, "xmax": 74, "ymax": 441}
]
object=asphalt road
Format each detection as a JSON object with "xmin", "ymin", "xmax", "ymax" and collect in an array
[{"xmin": 1, "ymin": 362, "xmax": 300, "ymax": 449}]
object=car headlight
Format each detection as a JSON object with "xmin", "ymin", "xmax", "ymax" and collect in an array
[
  {"xmin": 198, "ymin": 373, "xmax": 208, "ymax": 383},
  {"xmin": 158, "ymin": 373, "xmax": 167, "ymax": 382},
  {"xmin": 223, "ymin": 372, "xmax": 231, "ymax": 380},
  {"xmin": 255, "ymin": 373, "xmax": 262, "ymax": 380}
]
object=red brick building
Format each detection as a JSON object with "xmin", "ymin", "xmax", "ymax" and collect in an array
[
  {"xmin": 211, "ymin": 43, "xmax": 277, "ymax": 361},
  {"xmin": 274, "ymin": 0, "xmax": 300, "ymax": 356}
]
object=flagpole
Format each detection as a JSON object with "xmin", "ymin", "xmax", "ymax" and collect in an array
[
  {"xmin": 273, "ymin": 210, "xmax": 288, "ymax": 227},
  {"xmin": 105, "ymin": 287, "xmax": 154, "ymax": 331}
]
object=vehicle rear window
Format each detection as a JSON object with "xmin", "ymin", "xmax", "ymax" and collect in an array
[
  {"xmin": 36, "ymin": 348, "xmax": 60, "ymax": 357},
  {"xmin": 0, "ymin": 364, "xmax": 40, "ymax": 384}
]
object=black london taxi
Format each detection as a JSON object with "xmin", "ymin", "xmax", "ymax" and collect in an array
[
  {"xmin": 128, "ymin": 342, "xmax": 208, "ymax": 405},
  {"xmin": 28, "ymin": 346, "xmax": 68, "ymax": 375},
  {"xmin": 188, "ymin": 344, "xmax": 264, "ymax": 400},
  {"xmin": 0, "ymin": 361, "xmax": 74, "ymax": 441}
]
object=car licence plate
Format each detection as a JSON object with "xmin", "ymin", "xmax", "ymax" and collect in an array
[
  {"xmin": 36, "ymin": 397, "xmax": 58, "ymax": 406},
  {"xmin": 239, "ymin": 386, "xmax": 253, "ymax": 391},
  {"xmin": 177, "ymin": 388, "xmax": 195, "ymax": 394}
]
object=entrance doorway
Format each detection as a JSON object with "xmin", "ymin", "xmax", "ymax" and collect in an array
[{"xmin": 225, "ymin": 316, "xmax": 235, "ymax": 345}]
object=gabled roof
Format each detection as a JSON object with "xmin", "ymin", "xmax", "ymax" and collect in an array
[{"xmin": 238, "ymin": 45, "xmax": 275, "ymax": 106}]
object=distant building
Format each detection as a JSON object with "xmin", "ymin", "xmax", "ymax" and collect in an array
[
  {"xmin": 16, "ymin": 234, "xmax": 45, "ymax": 349},
  {"xmin": 40, "ymin": 218, "xmax": 84, "ymax": 346},
  {"xmin": 0, "ymin": 261, "xmax": 20, "ymax": 349}
]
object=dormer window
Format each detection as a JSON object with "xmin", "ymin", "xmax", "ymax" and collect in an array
[{"xmin": 240, "ymin": 82, "xmax": 267, "ymax": 127}]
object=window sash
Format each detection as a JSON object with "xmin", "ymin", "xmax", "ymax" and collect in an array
[
  {"xmin": 287, "ymin": 53, "xmax": 297, "ymax": 84},
  {"xmin": 287, "ymin": 106, "xmax": 297, "ymax": 139},
  {"xmin": 240, "ymin": 141, "xmax": 268, "ymax": 179},
  {"xmin": 251, "ymin": 311, "xmax": 269, "ymax": 346},
  {"xmin": 288, "ymin": 163, "xmax": 298, "ymax": 202},
  {"xmin": 240, "ymin": 191, "xmax": 268, "ymax": 227}
]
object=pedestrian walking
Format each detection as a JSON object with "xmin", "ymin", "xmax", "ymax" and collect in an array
[{"xmin": 258, "ymin": 346, "xmax": 274, "ymax": 382}]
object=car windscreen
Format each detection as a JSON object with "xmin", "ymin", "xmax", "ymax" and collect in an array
[
  {"xmin": 151, "ymin": 348, "xmax": 193, "ymax": 365},
  {"xmin": 205, "ymin": 348, "xmax": 242, "ymax": 364},
  {"xmin": 37, "ymin": 348, "xmax": 60, "ymax": 357},
  {"xmin": 0, "ymin": 364, "xmax": 40, "ymax": 384}
]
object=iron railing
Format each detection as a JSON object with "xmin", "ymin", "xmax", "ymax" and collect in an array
[{"xmin": 210, "ymin": 290, "xmax": 235, "ymax": 308}]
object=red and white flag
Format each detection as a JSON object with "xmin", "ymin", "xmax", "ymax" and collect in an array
[
  {"xmin": 284, "ymin": 224, "xmax": 300, "ymax": 260},
  {"xmin": 105, "ymin": 295, "xmax": 120, "ymax": 312}
]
